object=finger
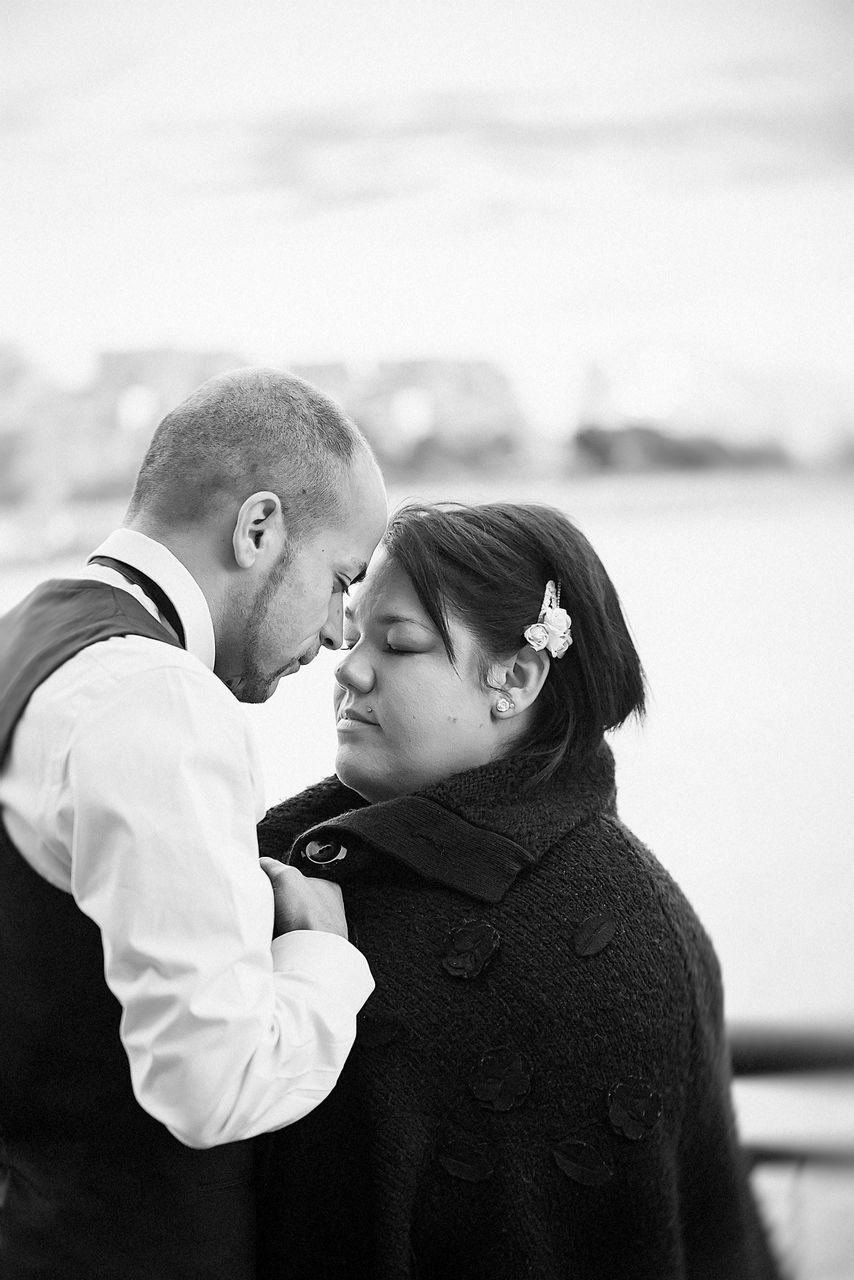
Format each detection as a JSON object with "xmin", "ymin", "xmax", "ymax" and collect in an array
[{"xmin": 258, "ymin": 856, "xmax": 295, "ymax": 881}]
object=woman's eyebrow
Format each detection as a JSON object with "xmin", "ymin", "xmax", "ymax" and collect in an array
[
  {"xmin": 342, "ymin": 604, "xmax": 431, "ymax": 629},
  {"xmin": 377, "ymin": 613, "xmax": 432, "ymax": 628}
]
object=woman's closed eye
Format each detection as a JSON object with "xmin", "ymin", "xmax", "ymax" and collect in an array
[
  {"xmin": 384, "ymin": 628, "xmax": 432, "ymax": 654},
  {"xmin": 386, "ymin": 617, "xmax": 438, "ymax": 649},
  {"xmin": 341, "ymin": 616, "xmax": 436, "ymax": 654},
  {"xmin": 342, "ymin": 636, "xmax": 413, "ymax": 655}
]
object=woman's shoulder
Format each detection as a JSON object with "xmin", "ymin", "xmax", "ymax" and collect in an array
[
  {"xmin": 486, "ymin": 819, "xmax": 724, "ymax": 1103},
  {"xmin": 257, "ymin": 776, "xmax": 366, "ymax": 860},
  {"xmin": 522, "ymin": 809, "xmax": 726, "ymax": 1045},
  {"xmin": 588, "ymin": 812, "xmax": 722, "ymax": 976}
]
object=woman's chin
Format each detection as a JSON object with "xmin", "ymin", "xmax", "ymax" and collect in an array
[
  {"xmin": 335, "ymin": 752, "xmax": 372, "ymax": 799},
  {"xmin": 336, "ymin": 754, "xmax": 395, "ymax": 804}
]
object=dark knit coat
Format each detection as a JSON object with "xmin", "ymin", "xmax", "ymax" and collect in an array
[{"xmin": 255, "ymin": 744, "xmax": 781, "ymax": 1280}]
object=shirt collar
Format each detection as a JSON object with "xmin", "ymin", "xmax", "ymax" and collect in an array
[{"xmin": 86, "ymin": 529, "xmax": 217, "ymax": 670}]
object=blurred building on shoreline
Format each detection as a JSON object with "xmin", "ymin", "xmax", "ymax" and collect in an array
[
  {"xmin": 1, "ymin": 343, "xmax": 848, "ymax": 527},
  {"xmin": 290, "ymin": 358, "xmax": 523, "ymax": 475}
]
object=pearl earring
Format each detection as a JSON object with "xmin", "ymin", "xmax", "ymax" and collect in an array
[{"xmin": 495, "ymin": 694, "xmax": 514, "ymax": 714}]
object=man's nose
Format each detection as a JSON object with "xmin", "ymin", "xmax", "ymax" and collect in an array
[{"xmin": 320, "ymin": 593, "xmax": 344, "ymax": 650}]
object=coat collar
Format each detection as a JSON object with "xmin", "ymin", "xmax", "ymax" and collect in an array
[{"xmin": 289, "ymin": 742, "xmax": 617, "ymax": 904}]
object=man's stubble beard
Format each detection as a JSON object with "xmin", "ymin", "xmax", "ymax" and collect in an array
[{"xmin": 232, "ymin": 550, "xmax": 293, "ymax": 704}]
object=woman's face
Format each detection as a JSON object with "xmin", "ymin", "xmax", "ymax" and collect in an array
[{"xmin": 334, "ymin": 548, "xmax": 501, "ymax": 801}]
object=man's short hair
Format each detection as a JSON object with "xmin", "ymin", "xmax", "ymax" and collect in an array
[{"xmin": 126, "ymin": 367, "xmax": 371, "ymax": 537}]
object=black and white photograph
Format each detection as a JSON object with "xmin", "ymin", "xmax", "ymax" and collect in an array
[{"xmin": 1, "ymin": 2, "xmax": 852, "ymax": 1276}]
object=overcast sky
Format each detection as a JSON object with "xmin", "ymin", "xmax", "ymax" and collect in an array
[{"xmin": 1, "ymin": 0, "xmax": 852, "ymax": 450}]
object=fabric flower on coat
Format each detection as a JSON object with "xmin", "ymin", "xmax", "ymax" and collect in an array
[
  {"xmin": 442, "ymin": 919, "xmax": 501, "ymax": 979},
  {"xmin": 469, "ymin": 1048, "xmax": 532, "ymax": 1112},
  {"xmin": 607, "ymin": 1079, "xmax": 663, "ymax": 1140}
]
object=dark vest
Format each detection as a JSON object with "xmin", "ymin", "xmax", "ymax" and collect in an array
[{"xmin": 0, "ymin": 579, "xmax": 255, "ymax": 1280}]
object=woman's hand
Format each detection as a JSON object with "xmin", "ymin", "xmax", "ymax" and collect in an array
[{"xmin": 259, "ymin": 857, "xmax": 349, "ymax": 940}]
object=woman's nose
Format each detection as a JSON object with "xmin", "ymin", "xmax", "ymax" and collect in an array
[{"xmin": 335, "ymin": 645, "xmax": 374, "ymax": 692}]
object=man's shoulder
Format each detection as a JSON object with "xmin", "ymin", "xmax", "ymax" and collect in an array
[
  {"xmin": 26, "ymin": 631, "xmax": 236, "ymax": 736},
  {"xmin": 46, "ymin": 627, "xmax": 210, "ymax": 682}
]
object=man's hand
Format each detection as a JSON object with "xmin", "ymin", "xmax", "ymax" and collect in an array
[{"xmin": 259, "ymin": 858, "xmax": 349, "ymax": 940}]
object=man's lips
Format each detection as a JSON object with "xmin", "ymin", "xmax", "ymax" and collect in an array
[{"xmin": 274, "ymin": 648, "xmax": 319, "ymax": 679}]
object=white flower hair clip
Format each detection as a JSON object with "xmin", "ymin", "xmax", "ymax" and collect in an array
[{"xmin": 523, "ymin": 580, "xmax": 572, "ymax": 658}]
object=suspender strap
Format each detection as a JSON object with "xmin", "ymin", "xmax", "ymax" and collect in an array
[{"xmin": 89, "ymin": 556, "xmax": 187, "ymax": 648}]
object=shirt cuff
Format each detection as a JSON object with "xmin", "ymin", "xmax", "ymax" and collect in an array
[{"xmin": 270, "ymin": 930, "xmax": 375, "ymax": 1011}]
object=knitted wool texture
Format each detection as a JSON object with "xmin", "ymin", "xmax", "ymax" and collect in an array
[{"xmin": 255, "ymin": 744, "xmax": 781, "ymax": 1280}]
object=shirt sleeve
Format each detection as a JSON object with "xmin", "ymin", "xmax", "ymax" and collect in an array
[{"xmin": 63, "ymin": 658, "xmax": 374, "ymax": 1149}]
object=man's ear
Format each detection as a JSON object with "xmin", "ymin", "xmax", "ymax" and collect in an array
[
  {"xmin": 487, "ymin": 646, "xmax": 550, "ymax": 716},
  {"xmin": 232, "ymin": 491, "xmax": 284, "ymax": 569}
]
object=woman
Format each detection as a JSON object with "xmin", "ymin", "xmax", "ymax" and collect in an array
[{"xmin": 255, "ymin": 501, "xmax": 780, "ymax": 1280}]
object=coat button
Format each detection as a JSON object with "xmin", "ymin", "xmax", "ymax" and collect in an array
[
  {"xmin": 442, "ymin": 919, "xmax": 501, "ymax": 979},
  {"xmin": 304, "ymin": 839, "xmax": 347, "ymax": 865}
]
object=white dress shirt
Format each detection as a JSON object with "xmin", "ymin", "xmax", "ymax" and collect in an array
[{"xmin": 0, "ymin": 528, "xmax": 373, "ymax": 1149}]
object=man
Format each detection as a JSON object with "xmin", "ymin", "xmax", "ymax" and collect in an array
[{"xmin": 0, "ymin": 368, "xmax": 388, "ymax": 1278}]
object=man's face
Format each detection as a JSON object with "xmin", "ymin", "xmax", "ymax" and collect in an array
[{"xmin": 223, "ymin": 453, "xmax": 387, "ymax": 703}]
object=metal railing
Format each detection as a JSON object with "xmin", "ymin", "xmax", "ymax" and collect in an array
[{"xmin": 728, "ymin": 1022, "xmax": 854, "ymax": 1167}]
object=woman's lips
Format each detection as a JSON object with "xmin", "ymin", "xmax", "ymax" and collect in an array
[{"xmin": 337, "ymin": 708, "xmax": 378, "ymax": 728}]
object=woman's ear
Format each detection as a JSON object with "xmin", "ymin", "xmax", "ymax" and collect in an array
[
  {"xmin": 487, "ymin": 646, "xmax": 550, "ymax": 719},
  {"xmin": 232, "ymin": 491, "xmax": 284, "ymax": 569},
  {"xmin": 505, "ymin": 644, "xmax": 551, "ymax": 711}
]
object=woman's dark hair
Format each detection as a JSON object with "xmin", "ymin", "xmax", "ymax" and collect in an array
[{"xmin": 383, "ymin": 501, "xmax": 646, "ymax": 781}]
